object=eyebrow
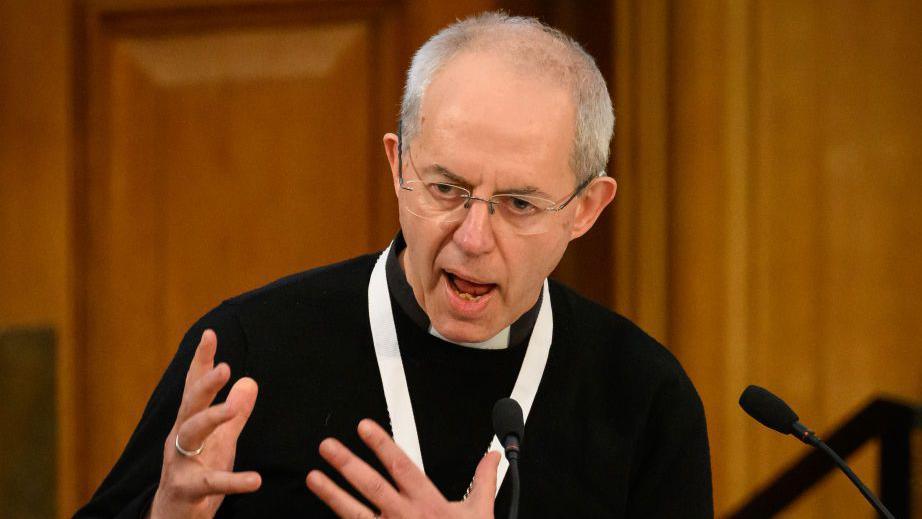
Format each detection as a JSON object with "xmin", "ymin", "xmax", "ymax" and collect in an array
[
  {"xmin": 427, "ymin": 163, "xmax": 554, "ymax": 199},
  {"xmin": 428, "ymin": 164, "xmax": 470, "ymax": 185}
]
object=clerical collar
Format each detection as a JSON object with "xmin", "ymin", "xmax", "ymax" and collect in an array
[{"xmin": 385, "ymin": 232, "xmax": 541, "ymax": 350}]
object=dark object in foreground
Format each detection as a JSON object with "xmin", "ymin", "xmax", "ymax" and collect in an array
[
  {"xmin": 493, "ymin": 397, "xmax": 524, "ymax": 519},
  {"xmin": 736, "ymin": 385, "xmax": 908, "ymax": 519}
]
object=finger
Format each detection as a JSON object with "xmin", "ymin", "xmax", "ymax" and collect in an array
[
  {"xmin": 180, "ymin": 469, "xmax": 261, "ymax": 499},
  {"xmin": 317, "ymin": 437, "xmax": 405, "ymax": 513},
  {"xmin": 306, "ymin": 470, "xmax": 377, "ymax": 519},
  {"xmin": 466, "ymin": 451, "xmax": 501, "ymax": 508},
  {"xmin": 176, "ymin": 401, "xmax": 236, "ymax": 453},
  {"xmin": 222, "ymin": 377, "xmax": 258, "ymax": 438},
  {"xmin": 176, "ymin": 362, "xmax": 231, "ymax": 424},
  {"xmin": 357, "ymin": 418, "xmax": 440, "ymax": 499},
  {"xmin": 186, "ymin": 329, "xmax": 218, "ymax": 384}
]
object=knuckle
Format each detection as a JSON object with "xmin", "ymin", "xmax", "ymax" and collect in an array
[
  {"xmin": 189, "ymin": 376, "xmax": 208, "ymax": 396},
  {"xmin": 160, "ymin": 472, "xmax": 184, "ymax": 498},
  {"xmin": 390, "ymin": 456, "xmax": 410, "ymax": 477},
  {"xmin": 369, "ymin": 478, "xmax": 385, "ymax": 497},
  {"xmin": 201, "ymin": 472, "xmax": 215, "ymax": 492},
  {"xmin": 371, "ymin": 434, "xmax": 390, "ymax": 451}
]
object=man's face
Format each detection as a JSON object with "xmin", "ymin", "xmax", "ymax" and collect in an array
[{"xmin": 385, "ymin": 51, "xmax": 612, "ymax": 343}]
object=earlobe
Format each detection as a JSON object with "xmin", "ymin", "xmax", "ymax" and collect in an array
[{"xmin": 569, "ymin": 177, "xmax": 617, "ymax": 240}]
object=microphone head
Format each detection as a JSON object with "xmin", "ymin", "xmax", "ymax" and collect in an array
[
  {"xmin": 739, "ymin": 385, "xmax": 800, "ymax": 435},
  {"xmin": 493, "ymin": 397, "xmax": 525, "ymax": 445}
]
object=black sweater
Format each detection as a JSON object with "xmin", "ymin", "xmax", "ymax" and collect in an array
[{"xmin": 75, "ymin": 252, "xmax": 713, "ymax": 518}]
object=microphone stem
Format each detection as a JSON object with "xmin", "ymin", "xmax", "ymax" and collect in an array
[
  {"xmin": 808, "ymin": 436, "xmax": 895, "ymax": 519},
  {"xmin": 508, "ymin": 456, "xmax": 520, "ymax": 519}
]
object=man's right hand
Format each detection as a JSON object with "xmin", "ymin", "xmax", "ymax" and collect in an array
[{"xmin": 148, "ymin": 329, "xmax": 261, "ymax": 519}]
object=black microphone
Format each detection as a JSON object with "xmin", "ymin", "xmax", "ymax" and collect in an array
[
  {"xmin": 493, "ymin": 398, "xmax": 524, "ymax": 519},
  {"xmin": 739, "ymin": 385, "xmax": 895, "ymax": 519}
]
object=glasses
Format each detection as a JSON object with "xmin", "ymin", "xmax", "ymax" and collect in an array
[{"xmin": 398, "ymin": 143, "xmax": 603, "ymax": 236}]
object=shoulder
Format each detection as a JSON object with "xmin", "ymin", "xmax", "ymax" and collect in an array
[
  {"xmin": 549, "ymin": 280, "xmax": 683, "ymax": 377},
  {"xmin": 222, "ymin": 252, "xmax": 380, "ymax": 312},
  {"xmin": 547, "ymin": 279, "xmax": 701, "ymax": 408},
  {"xmin": 184, "ymin": 252, "xmax": 380, "ymax": 355}
]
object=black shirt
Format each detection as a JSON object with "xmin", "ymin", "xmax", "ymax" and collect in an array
[{"xmin": 75, "ymin": 251, "xmax": 713, "ymax": 518}]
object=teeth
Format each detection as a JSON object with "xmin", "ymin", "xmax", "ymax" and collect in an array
[
  {"xmin": 458, "ymin": 291, "xmax": 480, "ymax": 301},
  {"xmin": 448, "ymin": 273, "xmax": 485, "ymax": 301},
  {"xmin": 451, "ymin": 282, "xmax": 482, "ymax": 301}
]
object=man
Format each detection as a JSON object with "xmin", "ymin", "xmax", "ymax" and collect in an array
[{"xmin": 76, "ymin": 12, "xmax": 712, "ymax": 518}]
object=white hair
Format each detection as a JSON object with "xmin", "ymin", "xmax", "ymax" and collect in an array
[{"xmin": 400, "ymin": 11, "xmax": 614, "ymax": 183}]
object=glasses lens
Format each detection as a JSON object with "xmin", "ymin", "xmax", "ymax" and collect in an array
[
  {"xmin": 401, "ymin": 181, "xmax": 468, "ymax": 222},
  {"xmin": 491, "ymin": 194, "xmax": 553, "ymax": 235}
]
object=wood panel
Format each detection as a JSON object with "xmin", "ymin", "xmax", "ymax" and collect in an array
[
  {"xmin": 73, "ymin": 0, "xmax": 500, "ymax": 507},
  {"xmin": 750, "ymin": 2, "xmax": 922, "ymax": 517},
  {"xmin": 6, "ymin": 0, "xmax": 915, "ymax": 514},
  {"xmin": 611, "ymin": 0, "xmax": 670, "ymax": 342},
  {"xmin": 78, "ymin": 2, "xmax": 399, "ymax": 496},
  {"xmin": 613, "ymin": 0, "xmax": 922, "ymax": 516},
  {"xmin": 0, "ymin": 1, "xmax": 79, "ymax": 516}
]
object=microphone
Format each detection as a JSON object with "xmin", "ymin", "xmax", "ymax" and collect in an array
[
  {"xmin": 493, "ymin": 398, "xmax": 524, "ymax": 519},
  {"xmin": 738, "ymin": 384, "xmax": 814, "ymax": 443},
  {"xmin": 739, "ymin": 385, "xmax": 895, "ymax": 519}
]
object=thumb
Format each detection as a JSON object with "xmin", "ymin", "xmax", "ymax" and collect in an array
[
  {"xmin": 467, "ymin": 450, "xmax": 501, "ymax": 508},
  {"xmin": 224, "ymin": 376, "xmax": 258, "ymax": 436}
]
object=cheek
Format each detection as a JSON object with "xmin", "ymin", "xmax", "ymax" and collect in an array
[
  {"xmin": 399, "ymin": 211, "xmax": 447, "ymax": 282},
  {"xmin": 557, "ymin": 210, "xmax": 578, "ymax": 234},
  {"xmin": 503, "ymin": 239, "xmax": 563, "ymax": 294}
]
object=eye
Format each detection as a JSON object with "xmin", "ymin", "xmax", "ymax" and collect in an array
[
  {"xmin": 427, "ymin": 182, "xmax": 466, "ymax": 200},
  {"xmin": 502, "ymin": 196, "xmax": 539, "ymax": 216}
]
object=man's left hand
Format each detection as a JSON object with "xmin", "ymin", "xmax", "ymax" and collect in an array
[{"xmin": 306, "ymin": 419, "xmax": 500, "ymax": 519}]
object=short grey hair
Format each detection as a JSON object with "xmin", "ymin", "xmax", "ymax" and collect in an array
[{"xmin": 399, "ymin": 11, "xmax": 614, "ymax": 183}]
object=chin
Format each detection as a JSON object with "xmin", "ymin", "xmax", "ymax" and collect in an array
[{"xmin": 431, "ymin": 318, "xmax": 502, "ymax": 344}]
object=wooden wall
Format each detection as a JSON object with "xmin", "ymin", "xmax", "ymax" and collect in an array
[
  {"xmin": 1, "ymin": 0, "xmax": 919, "ymax": 517},
  {"xmin": 612, "ymin": 0, "xmax": 922, "ymax": 516},
  {"xmin": 0, "ymin": 0, "xmax": 79, "ymax": 514}
]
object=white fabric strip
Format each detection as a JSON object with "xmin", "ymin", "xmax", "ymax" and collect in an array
[
  {"xmin": 429, "ymin": 324, "xmax": 510, "ymax": 350},
  {"xmin": 368, "ymin": 244, "xmax": 553, "ymax": 495},
  {"xmin": 368, "ymin": 244, "xmax": 425, "ymax": 471}
]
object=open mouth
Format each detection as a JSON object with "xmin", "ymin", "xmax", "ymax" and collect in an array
[{"xmin": 446, "ymin": 271, "xmax": 496, "ymax": 301}]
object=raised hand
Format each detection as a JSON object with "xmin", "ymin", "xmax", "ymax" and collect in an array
[
  {"xmin": 306, "ymin": 419, "xmax": 500, "ymax": 519},
  {"xmin": 147, "ymin": 330, "xmax": 261, "ymax": 519}
]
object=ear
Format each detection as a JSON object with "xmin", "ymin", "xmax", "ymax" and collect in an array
[
  {"xmin": 383, "ymin": 133, "xmax": 402, "ymax": 197},
  {"xmin": 569, "ymin": 176, "xmax": 617, "ymax": 240}
]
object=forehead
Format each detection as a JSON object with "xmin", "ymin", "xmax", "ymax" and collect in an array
[{"xmin": 415, "ymin": 51, "xmax": 577, "ymax": 188}]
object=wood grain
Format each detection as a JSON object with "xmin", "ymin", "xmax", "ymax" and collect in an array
[
  {"xmin": 612, "ymin": 0, "xmax": 922, "ymax": 516},
  {"xmin": 73, "ymin": 0, "xmax": 498, "ymax": 507},
  {"xmin": 2, "ymin": 1, "xmax": 919, "ymax": 516}
]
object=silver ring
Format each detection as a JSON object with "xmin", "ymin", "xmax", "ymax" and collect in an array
[{"xmin": 174, "ymin": 434, "xmax": 205, "ymax": 457}]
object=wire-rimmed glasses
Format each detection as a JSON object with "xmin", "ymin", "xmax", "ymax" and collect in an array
[{"xmin": 398, "ymin": 144, "xmax": 603, "ymax": 236}]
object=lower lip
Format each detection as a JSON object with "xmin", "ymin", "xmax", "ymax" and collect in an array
[{"xmin": 443, "ymin": 273, "xmax": 494, "ymax": 317}]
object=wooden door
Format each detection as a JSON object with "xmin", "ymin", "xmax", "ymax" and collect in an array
[{"xmin": 74, "ymin": 0, "xmax": 494, "ymax": 506}]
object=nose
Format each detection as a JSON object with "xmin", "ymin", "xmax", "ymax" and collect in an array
[{"xmin": 452, "ymin": 197, "xmax": 496, "ymax": 256}]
